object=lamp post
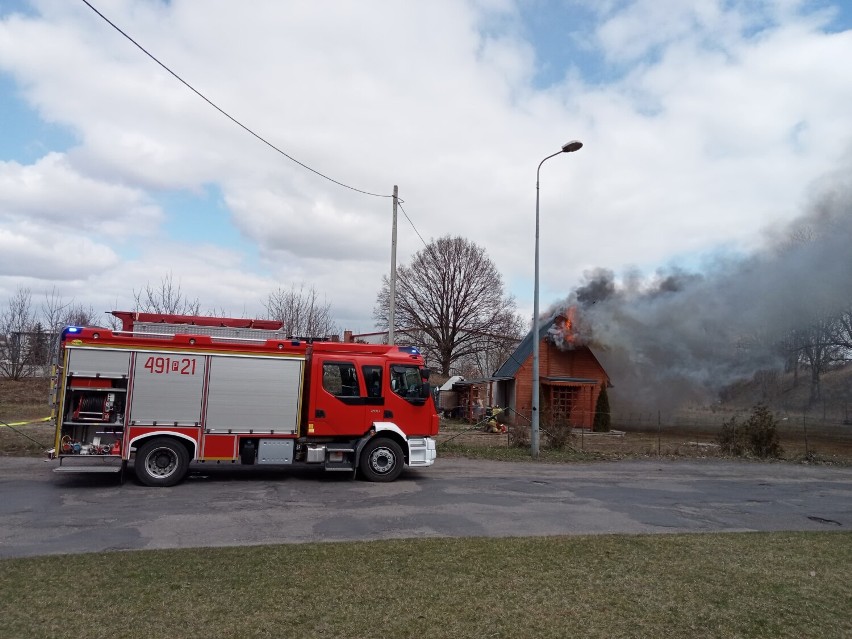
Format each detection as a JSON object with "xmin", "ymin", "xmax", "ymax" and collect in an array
[{"xmin": 531, "ymin": 140, "xmax": 583, "ymax": 458}]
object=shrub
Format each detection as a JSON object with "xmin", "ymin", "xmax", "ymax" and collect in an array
[
  {"xmin": 718, "ymin": 416, "xmax": 747, "ymax": 456},
  {"xmin": 717, "ymin": 403, "xmax": 782, "ymax": 458},
  {"xmin": 543, "ymin": 420, "xmax": 574, "ymax": 450},
  {"xmin": 593, "ymin": 385, "xmax": 611, "ymax": 432},
  {"xmin": 508, "ymin": 423, "xmax": 530, "ymax": 449}
]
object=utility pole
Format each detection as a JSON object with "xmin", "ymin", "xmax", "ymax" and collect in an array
[{"xmin": 388, "ymin": 185, "xmax": 398, "ymax": 345}]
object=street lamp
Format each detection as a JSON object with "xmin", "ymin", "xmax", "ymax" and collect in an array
[{"xmin": 531, "ymin": 140, "xmax": 583, "ymax": 458}]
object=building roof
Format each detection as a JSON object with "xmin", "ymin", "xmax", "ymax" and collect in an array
[
  {"xmin": 492, "ymin": 315, "xmax": 611, "ymax": 387},
  {"xmin": 439, "ymin": 375, "xmax": 465, "ymax": 391},
  {"xmin": 492, "ymin": 316, "xmax": 558, "ymax": 378}
]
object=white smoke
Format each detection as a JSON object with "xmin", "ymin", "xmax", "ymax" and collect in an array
[{"xmin": 547, "ymin": 168, "xmax": 852, "ymax": 414}]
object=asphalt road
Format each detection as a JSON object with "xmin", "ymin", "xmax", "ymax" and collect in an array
[{"xmin": 1, "ymin": 456, "xmax": 850, "ymax": 558}]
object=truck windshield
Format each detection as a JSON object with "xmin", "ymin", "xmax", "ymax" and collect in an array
[{"xmin": 390, "ymin": 365, "xmax": 426, "ymax": 401}]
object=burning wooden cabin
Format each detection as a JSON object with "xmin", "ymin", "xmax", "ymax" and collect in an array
[{"xmin": 490, "ymin": 312, "xmax": 610, "ymax": 430}]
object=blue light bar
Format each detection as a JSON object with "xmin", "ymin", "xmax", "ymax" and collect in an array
[
  {"xmin": 61, "ymin": 326, "xmax": 83, "ymax": 338},
  {"xmin": 397, "ymin": 345, "xmax": 420, "ymax": 355}
]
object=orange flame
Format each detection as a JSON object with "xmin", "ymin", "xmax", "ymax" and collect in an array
[{"xmin": 548, "ymin": 306, "xmax": 580, "ymax": 349}]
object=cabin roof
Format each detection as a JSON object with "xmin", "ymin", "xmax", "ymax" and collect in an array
[{"xmin": 492, "ymin": 316, "xmax": 558, "ymax": 378}]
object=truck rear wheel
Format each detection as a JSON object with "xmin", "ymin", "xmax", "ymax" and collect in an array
[
  {"xmin": 134, "ymin": 437, "xmax": 189, "ymax": 487},
  {"xmin": 359, "ymin": 437, "xmax": 404, "ymax": 482}
]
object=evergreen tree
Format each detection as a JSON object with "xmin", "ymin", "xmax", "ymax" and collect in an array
[
  {"xmin": 27, "ymin": 322, "xmax": 50, "ymax": 366},
  {"xmin": 592, "ymin": 385, "xmax": 611, "ymax": 432}
]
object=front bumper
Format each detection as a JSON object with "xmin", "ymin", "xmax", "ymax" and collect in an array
[{"xmin": 407, "ymin": 437, "xmax": 437, "ymax": 467}]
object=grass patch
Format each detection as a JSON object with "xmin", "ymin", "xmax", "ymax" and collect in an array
[
  {"xmin": 436, "ymin": 422, "xmax": 852, "ymax": 467},
  {"xmin": 0, "ymin": 377, "xmax": 53, "ymax": 456},
  {"xmin": 1, "ymin": 532, "xmax": 849, "ymax": 639},
  {"xmin": 438, "ymin": 440, "xmax": 608, "ymax": 462},
  {"xmin": 0, "ymin": 420, "xmax": 53, "ymax": 457},
  {"xmin": 0, "ymin": 377, "xmax": 50, "ymax": 413},
  {"xmin": 437, "ymin": 439, "xmax": 852, "ymax": 467}
]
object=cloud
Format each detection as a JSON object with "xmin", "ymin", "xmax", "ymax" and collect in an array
[
  {"xmin": 595, "ymin": 0, "xmax": 755, "ymax": 63},
  {"xmin": 0, "ymin": 0, "xmax": 850, "ymax": 334},
  {"xmin": 0, "ymin": 153, "xmax": 162, "ymax": 234},
  {"xmin": 0, "ymin": 222, "xmax": 119, "ymax": 280},
  {"xmin": 0, "ymin": 151, "xmax": 159, "ymax": 285}
]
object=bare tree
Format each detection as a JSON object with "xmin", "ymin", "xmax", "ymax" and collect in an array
[
  {"xmin": 374, "ymin": 235, "xmax": 524, "ymax": 376},
  {"xmin": 834, "ymin": 304, "xmax": 852, "ymax": 359},
  {"xmin": 26, "ymin": 322, "xmax": 51, "ymax": 368},
  {"xmin": 204, "ymin": 306, "xmax": 232, "ymax": 318},
  {"xmin": 264, "ymin": 284, "xmax": 337, "ymax": 338},
  {"xmin": 61, "ymin": 303, "xmax": 99, "ymax": 328},
  {"xmin": 133, "ymin": 272, "xmax": 201, "ymax": 315},
  {"xmin": 41, "ymin": 286, "xmax": 72, "ymax": 336},
  {"xmin": 458, "ymin": 324, "xmax": 525, "ymax": 378},
  {"xmin": 789, "ymin": 315, "xmax": 843, "ymax": 405},
  {"xmin": 37, "ymin": 286, "xmax": 74, "ymax": 365},
  {"xmin": 40, "ymin": 287, "xmax": 105, "ymax": 329},
  {"xmin": 104, "ymin": 299, "xmax": 124, "ymax": 331},
  {"xmin": 0, "ymin": 287, "xmax": 35, "ymax": 379}
]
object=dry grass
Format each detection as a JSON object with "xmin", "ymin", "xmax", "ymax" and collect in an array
[
  {"xmin": 437, "ymin": 417, "xmax": 852, "ymax": 465},
  {"xmin": 1, "ymin": 532, "xmax": 849, "ymax": 639},
  {"xmin": 0, "ymin": 378, "xmax": 53, "ymax": 456},
  {"xmin": 0, "ymin": 377, "xmax": 51, "ymax": 421}
]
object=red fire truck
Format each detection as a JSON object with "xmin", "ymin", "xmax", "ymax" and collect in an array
[{"xmin": 48, "ymin": 311, "xmax": 438, "ymax": 486}]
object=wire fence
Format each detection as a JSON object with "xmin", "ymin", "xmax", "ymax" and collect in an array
[
  {"xmin": 439, "ymin": 407, "xmax": 852, "ymax": 460},
  {"xmin": 610, "ymin": 410, "xmax": 852, "ymax": 451}
]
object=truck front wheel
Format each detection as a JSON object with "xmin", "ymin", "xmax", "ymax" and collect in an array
[
  {"xmin": 134, "ymin": 437, "xmax": 189, "ymax": 487},
  {"xmin": 359, "ymin": 437, "xmax": 404, "ymax": 482}
]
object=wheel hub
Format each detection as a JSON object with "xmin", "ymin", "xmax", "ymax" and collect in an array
[
  {"xmin": 147, "ymin": 448, "xmax": 177, "ymax": 477},
  {"xmin": 370, "ymin": 448, "xmax": 394, "ymax": 473}
]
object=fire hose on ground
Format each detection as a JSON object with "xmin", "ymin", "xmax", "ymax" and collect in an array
[
  {"xmin": 0, "ymin": 417, "xmax": 51, "ymax": 449},
  {"xmin": 438, "ymin": 406, "xmax": 518, "ymax": 447},
  {"xmin": 438, "ymin": 407, "xmax": 582, "ymax": 453}
]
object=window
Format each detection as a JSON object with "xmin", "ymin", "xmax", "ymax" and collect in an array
[
  {"xmin": 549, "ymin": 386, "xmax": 578, "ymax": 425},
  {"xmin": 363, "ymin": 365, "xmax": 382, "ymax": 398},
  {"xmin": 322, "ymin": 362, "xmax": 360, "ymax": 397},
  {"xmin": 390, "ymin": 365, "xmax": 422, "ymax": 398}
]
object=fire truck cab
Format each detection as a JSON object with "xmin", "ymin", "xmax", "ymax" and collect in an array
[{"xmin": 49, "ymin": 312, "xmax": 439, "ymax": 486}]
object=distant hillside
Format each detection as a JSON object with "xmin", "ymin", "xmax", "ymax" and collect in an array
[{"xmin": 719, "ymin": 365, "xmax": 852, "ymax": 422}]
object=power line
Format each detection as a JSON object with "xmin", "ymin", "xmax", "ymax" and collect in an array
[
  {"xmin": 397, "ymin": 201, "xmax": 429, "ymax": 248},
  {"xmin": 79, "ymin": 0, "xmax": 391, "ymax": 199}
]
